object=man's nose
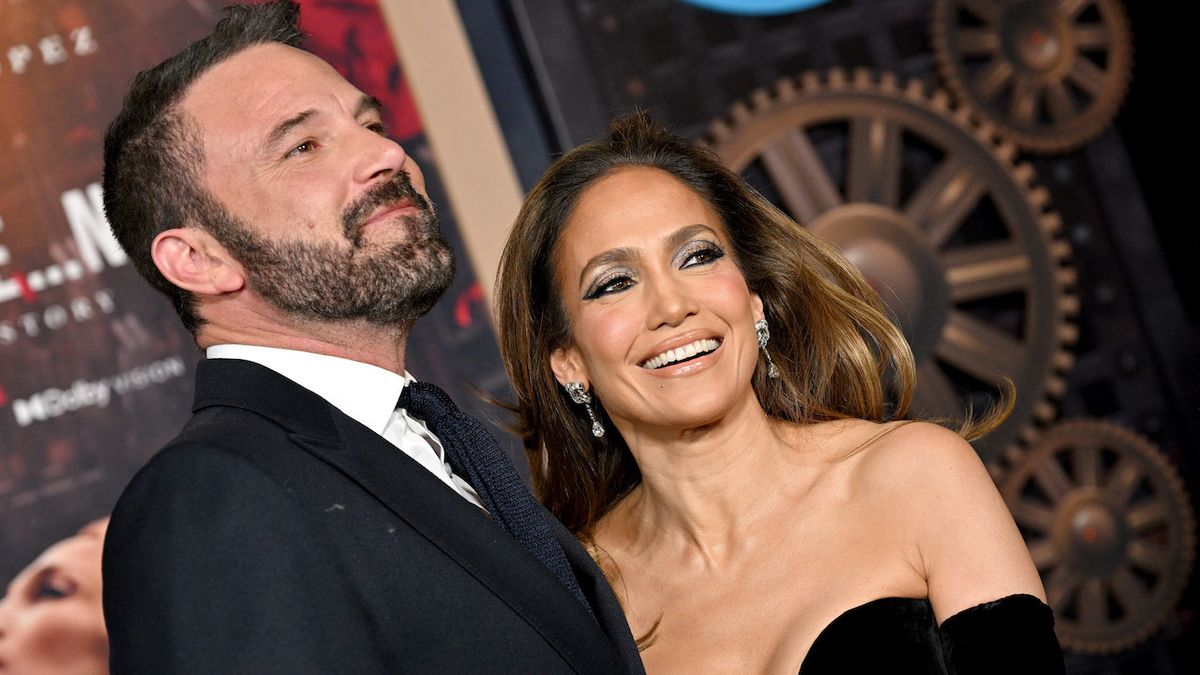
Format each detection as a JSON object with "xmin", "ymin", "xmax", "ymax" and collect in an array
[{"xmin": 354, "ymin": 127, "xmax": 410, "ymax": 185}]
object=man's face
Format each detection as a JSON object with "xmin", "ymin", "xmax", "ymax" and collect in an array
[{"xmin": 179, "ymin": 42, "xmax": 452, "ymax": 326}]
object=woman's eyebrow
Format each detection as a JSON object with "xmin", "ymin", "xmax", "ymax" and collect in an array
[
  {"xmin": 578, "ymin": 247, "xmax": 637, "ymax": 286},
  {"xmin": 665, "ymin": 223, "xmax": 718, "ymax": 252}
]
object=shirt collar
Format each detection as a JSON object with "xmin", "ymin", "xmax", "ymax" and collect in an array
[{"xmin": 206, "ymin": 344, "xmax": 411, "ymax": 434}]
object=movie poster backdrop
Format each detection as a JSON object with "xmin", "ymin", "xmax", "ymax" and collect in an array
[{"xmin": 0, "ymin": 0, "xmax": 510, "ymax": 582}]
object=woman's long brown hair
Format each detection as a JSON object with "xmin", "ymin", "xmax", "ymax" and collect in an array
[{"xmin": 494, "ymin": 112, "xmax": 1009, "ymax": 537}]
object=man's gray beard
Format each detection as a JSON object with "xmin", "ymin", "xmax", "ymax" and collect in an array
[{"xmin": 206, "ymin": 198, "xmax": 455, "ymax": 329}]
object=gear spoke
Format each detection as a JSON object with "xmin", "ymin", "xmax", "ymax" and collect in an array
[
  {"xmin": 1079, "ymin": 578, "xmax": 1107, "ymax": 627},
  {"xmin": 1030, "ymin": 453, "xmax": 1074, "ymax": 502},
  {"xmin": 1073, "ymin": 444, "xmax": 1101, "ymax": 487},
  {"xmin": 1028, "ymin": 537, "xmax": 1060, "ymax": 569},
  {"xmin": 972, "ymin": 59, "xmax": 1014, "ymax": 101},
  {"xmin": 1106, "ymin": 458, "xmax": 1144, "ymax": 507},
  {"xmin": 1045, "ymin": 82, "xmax": 1077, "ymax": 123},
  {"xmin": 847, "ymin": 116, "xmax": 901, "ymax": 207},
  {"xmin": 959, "ymin": 0, "xmax": 1004, "ymax": 24},
  {"xmin": 934, "ymin": 0, "xmax": 1132, "ymax": 151},
  {"xmin": 1111, "ymin": 568, "xmax": 1148, "ymax": 613},
  {"xmin": 1073, "ymin": 24, "xmax": 1110, "ymax": 51},
  {"xmin": 709, "ymin": 70, "xmax": 1076, "ymax": 464},
  {"xmin": 1010, "ymin": 76, "xmax": 1041, "ymax": 127},
  {"xmin": 1045, "ymin": 564, "xmax": 1078, "ymax": 609},
  {"xmin": 1067, "ymin": 56, "xmax": 1109, "ymax": 98},
  {"xmin": 1126, "ymin": 500, "xmax": 1168, "ymax": 532},
  {"xmin": 944, "ymin": 240, "xmax": 1031, "ymax": 302},
  {"xmin": 1060, "ymin": 0, "xmax": 1096, "ymax": 21},
  {"xmin": 999, "ymin": 419, "xmax": 1195, "ymax": 653},
  {"xmin": 1014, "ymin": 498, "xmax": 1057, "ymax": 533},
  {"xmin": 956, "ymin": 27, "xmax": 1001, "ymax": 56},
  {"xmin": 914, "ymin": 360, "xmax": 962, "ymax": 419},
  {"xmin": 903, "ymin": 157, "xmax": 986, "ymax": 247},
  {"xmin": 938, "ymin": 310, "xmax": 1025, "ymax": 386},
  {"xmin": 1127, "ymin": 541, "xmax": 1168, "ymax": 573},
  {"xmin": 760, "ymin": 129, "xmax": 843, "ymax": 223}
]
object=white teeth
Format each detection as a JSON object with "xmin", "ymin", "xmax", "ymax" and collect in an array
[{"xmin": 640, "ymin": 339, "xmax": 720, "ymax": 369}]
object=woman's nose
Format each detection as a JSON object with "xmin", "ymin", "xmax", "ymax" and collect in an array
[{"xmin": 645, "ymin": 276, "xmax": 696, "ymax": 330}]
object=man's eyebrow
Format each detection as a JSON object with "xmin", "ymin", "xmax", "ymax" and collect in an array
[
  {"xmin": 356, "ymin": 95, "xmax": 383, "ymax": 118},
  {"xmin": 261, "ymin": 97, "xmax": 382, "ymax": 156},
  {"xmin": 264, "ymin": 108, "xmax": 317, "ymax": 154}
]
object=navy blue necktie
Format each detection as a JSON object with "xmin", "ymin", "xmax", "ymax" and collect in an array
[{"xmin": 398, "ymin": 380, "xmax": 593, "ymax": 615}]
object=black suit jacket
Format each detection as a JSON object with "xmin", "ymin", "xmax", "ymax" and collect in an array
[{"xmin": 103, "ymin": 359, "xmax": 644, "ymax": 674}]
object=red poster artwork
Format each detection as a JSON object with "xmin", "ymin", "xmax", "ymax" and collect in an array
[{"xmin": 1, "ymin": 0, "xmax": 506, "ymax": 582}]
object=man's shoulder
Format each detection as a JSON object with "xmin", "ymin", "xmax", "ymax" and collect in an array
[{"xmin": 117, "ymin": 399, "xmax": 321, "ymax": 508}]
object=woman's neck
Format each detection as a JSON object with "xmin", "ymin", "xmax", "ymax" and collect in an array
[{"xmin": 606, "ymin": 397, "xmax": 814, "ymax": 568}]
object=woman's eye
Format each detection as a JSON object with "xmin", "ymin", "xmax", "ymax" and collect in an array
[
  {"xmin": 366, "ymin": 122, "xmax": 387, "ymax": 135},
  {"xmin": 681, "ymin": 244, "xmax": 725, "ymax": 268},
  {"xmin": 585, "ymin": 274, "xmax": 634, "ymax": 299},
  {"xmin": 33, "ymin": 573, "xmax": 75, "ymax": 601}
]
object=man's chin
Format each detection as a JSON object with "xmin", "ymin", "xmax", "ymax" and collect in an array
[{"xmin": 238, "ymin": 230, "xmax": 455, "ymax": 329}]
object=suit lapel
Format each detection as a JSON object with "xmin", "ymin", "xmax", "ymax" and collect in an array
[
  {"xmin": 300, "ymin": 416, "xmax": 624, "ymax": 674},
  {"xmin": 552, "ymin": 519, "xmax": 646, "ymax": 673},
  {"xmin": 194, "ymin": 359, "xmax": 629, "ymax": 674}
]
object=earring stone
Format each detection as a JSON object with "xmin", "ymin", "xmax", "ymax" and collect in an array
[
  {"xmin": 564, "ymin": 382, "xmax": 605, "ymax": 437},
  {"xmin": 754, "ymin": 318, "xmax": 780, "ymax": 379}
]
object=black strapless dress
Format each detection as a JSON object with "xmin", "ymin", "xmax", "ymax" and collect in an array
[{"xmin": 798, "ymin": 594, "xmax": 1064, "ymax": 674}]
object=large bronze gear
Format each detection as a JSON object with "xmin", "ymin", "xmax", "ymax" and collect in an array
[
  {"xmin": 999, "ymin": 419, "xmax": 1196, "ymax": 653},
  {"xmin": 706, "ymin": 68, "xmax": 1078, "ymax": 464},
  {"xmin": 932, "ymin": 0, "xmax": 1134, "ymax": 153}
]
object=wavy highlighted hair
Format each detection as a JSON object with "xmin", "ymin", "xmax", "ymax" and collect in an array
[{"xmin": 495, "ymin": 112, "xmax": 1006, "ymax": 535}]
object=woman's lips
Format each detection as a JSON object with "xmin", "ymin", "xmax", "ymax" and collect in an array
[{"xmin": 640, "ymin": 337, "xmax": 722, "ymax": 369}]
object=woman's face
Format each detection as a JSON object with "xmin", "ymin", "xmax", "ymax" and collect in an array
[
  {"xmin": 550, "ymin": 167, "xmax": 764, "ymax": 434},
  {"xmin": 0, "ymin": 522, "xmax": 108, "ymax": 675}
]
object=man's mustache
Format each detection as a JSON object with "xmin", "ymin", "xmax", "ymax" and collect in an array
[{"xmin": 341, "ymin": 172, "xmax": 432, "ymax": 239}]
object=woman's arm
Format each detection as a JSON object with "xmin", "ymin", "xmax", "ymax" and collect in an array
[{"xmin": 880, "ymin": 422, "xmax": 1046, "ymax": 621}]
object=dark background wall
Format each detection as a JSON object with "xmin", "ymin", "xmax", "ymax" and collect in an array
[
  {"xmin": 458, "ymin": 0, "xmax": 1198, "ymax": 671},
  {"xmin": 2, "ymin": 0, "xmax": 1194, "ymax": 672}
]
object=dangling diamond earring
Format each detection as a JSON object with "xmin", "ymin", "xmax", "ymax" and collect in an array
[
  {"xmin": 564, "ymin": 382, "xmax": 605, "ymax": 437},
  {"xmin": 755, "ymin": 318, "xmax": 780, "ymax": 379}
]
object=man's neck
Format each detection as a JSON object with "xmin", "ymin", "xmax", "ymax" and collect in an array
[{"xmin": 198, "ymin": 316, "xmax": 410, "ymax": 375}]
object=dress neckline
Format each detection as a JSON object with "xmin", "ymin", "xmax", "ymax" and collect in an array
[
  {"xmin": 798, "ymin": 597, "xmax": 933, "ymax": 673},
  {"xmin": 798, "ymin": 594, "xmax": 1047, "ymax": 673}
]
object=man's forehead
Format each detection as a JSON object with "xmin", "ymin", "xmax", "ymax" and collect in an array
[{"xmin": 179, "ymin": 42, "xmax": 359, "ymax": 144}]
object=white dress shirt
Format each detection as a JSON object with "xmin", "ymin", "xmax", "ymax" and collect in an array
[{"xmin": 206, "ymin": 344, "xmax": 484, "ymax": 508}]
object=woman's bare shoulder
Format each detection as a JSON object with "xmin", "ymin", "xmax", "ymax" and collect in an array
[
  {"xmin": 823, "ymin": 420, "xmax": 1009, "ymax": 532},
  {"xmin": 843, "ymin": 420, "xmax": 986, "ymax": 488},
  {"xmin": 848, "ymin": 421, "xmax": 1045, "ymax": 615}
]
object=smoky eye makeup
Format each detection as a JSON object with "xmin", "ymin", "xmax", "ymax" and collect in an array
[
  {"xmin": 676, "ymin": 239, "xmax": 726, "ymax": 268},
  {"xmin": 29, "ymin": 569, "xmax": 76, "ymax": 601},
  {"xmin": 582, "ymin": 268, "xmax": 636, "ymax": 300}
]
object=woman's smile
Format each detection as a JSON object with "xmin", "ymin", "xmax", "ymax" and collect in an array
[
  {"xmin": 639, "ymin": 337, "xmax": 723, "ymax": 372},
  {"xmin": 550, "ymin": 166, "xmax": 764, "ymax": 428}
]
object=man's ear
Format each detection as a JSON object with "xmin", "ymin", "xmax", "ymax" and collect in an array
[
  {"xmin": 151, "ymin": 228, "xmax": 245, "ymax": 296},
  {"xmin": 549, "ymin": 344, "xmax": 590, "ymax": 388}
]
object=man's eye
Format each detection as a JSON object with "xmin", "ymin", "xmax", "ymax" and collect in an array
[
  {"xmin": 366, "ymin": 122, "xmax": 387, "ymax": 136},
  {"xmin": 286, "ymin": 140, "xmax": 318, "ymax": 158},
  {"xmin": 584, "ymin": 274, "xmax": 634, "ymax": 300}
]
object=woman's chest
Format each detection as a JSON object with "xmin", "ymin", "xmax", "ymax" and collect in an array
[{"xmin": 616, "ymin": 522, "xmax": 928, "ymax": 673}]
